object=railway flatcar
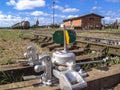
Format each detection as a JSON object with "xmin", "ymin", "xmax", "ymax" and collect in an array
[{"xmin": 12, "ymin": 21, "xmax": 30, "ymax": 29}]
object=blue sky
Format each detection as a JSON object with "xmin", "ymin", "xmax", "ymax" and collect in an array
[{"xmin": 0, "ymin": 0, "xmax": 120, "ymax": 27}]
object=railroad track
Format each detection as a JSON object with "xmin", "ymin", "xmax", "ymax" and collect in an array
[
  {"xmin": 76, "ymin": 36, "xmax": 120, "ymax": 45},
  {"xmin": 20, "ymin": 33, "xmax": 120, "ymax": 68},
  {"xmin": 0, "ymin": 33, "xmax": 119, "ymax": 72},
  {"xmin": 32, "ymin": 30, "xmax": 120, "ymax": 46},
  {"xmin": 0, "ymin": 32, "xmax": 120, "ymax": 90},
  {"xmin": 0, "ymin": 64, "xmax": 119, "ymax": 90},
  {"xmin": 26, "ymin": 34, "xmax": 120, "ymax": 56}
]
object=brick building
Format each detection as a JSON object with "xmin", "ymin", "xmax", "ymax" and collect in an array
[{"xmin": 63, "ymin": 13, "xmax": 104, "ymax": 30}]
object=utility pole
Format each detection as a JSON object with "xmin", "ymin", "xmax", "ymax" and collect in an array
[{"xmin": 52, "ymin": 0, "xmax": 55, "ymax": 28}]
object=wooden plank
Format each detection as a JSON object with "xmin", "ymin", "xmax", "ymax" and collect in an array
[
  {"xmin": 85, "ymin": 64, "xmax": 120, "ymax": 81},
  {"xmin": 40, "ymin": 42, "xmax": 54, "ymax": 47},
  {"xmin": 76, "ymin": 41, "xmax": 120, "ymax": 48},
  {"xmin": 0, "ymin": 79, "xmax": 40, "ymax": 90},
  {"xmin": 0, "ymin": 64, "xmax": 119, "ymax": 90},
  {"xmin": 0, "ymin": 64, "xmax": 30, "ymax": 71},
  {"xmin": 114, "ymin": 83, "xmax": 120, "ymax": 90},
  {"xmin": 46, "ymin": 44, "xmax": 61, "ymax": 51},
  {"xmin": 71, "ymin": 48, "xmax": 85, "ymax": 55},
  {"xmin": 53, "ymin": 45, "xmax": 72, "ymax": 51},
  {"xmin": 76, "ymin": 36, "xmax": 120, "ymax": 45},
  {"xmin": 75, "ymin": 53, "xmax": 104, "ymax": 61}
]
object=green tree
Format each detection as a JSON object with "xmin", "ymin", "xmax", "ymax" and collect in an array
[
  {"xmin": 50, "ymin": 24, "xmax": 59, "ymax": 28},
  {"xmin": 36, "ymin": 19, "xmax": 39, "ymax": 26},
  {"xmin": 31, "ymin": 20, "xmax": 39, "ymax": 29}
]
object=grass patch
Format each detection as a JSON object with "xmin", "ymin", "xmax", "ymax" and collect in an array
[
  {"xmin": 0, "ymin": 29, "xmax": 42, "ymax": 65},
  {"xmin": 0, "ymin": 71, "xmax": 23, "ymax": 84},
  {"xmin": 0, "ymin": 29, "xmax": 120, "ymax": 65},
  {"xmin": 0, "ymin": 30, "xmax": 21, "ymax": 42}
]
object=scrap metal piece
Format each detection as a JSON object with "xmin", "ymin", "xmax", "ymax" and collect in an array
[
  {"xmin": 18, "ymin": 45, "xmax": 40, "ymax": 66},
  {"xmin": 53, "ymin": 69, "xmax": 87, "ymax": 90},
  {"xmin": 52, "ymin": 50, "xmax": 75, "ymax": 66},
  {"xmin": 34, "ymin": 55, "xmax": 52, "ymax": 86}
]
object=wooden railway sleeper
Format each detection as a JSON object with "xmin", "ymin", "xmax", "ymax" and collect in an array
[
  {"xmin": 46, "ymin": 37, "xmax": 52, "ymax": 42},
  {"xmin": 48, "ymin": 45, "xmax": 62, "ymax": 51},
  {"xmin": 40, "ymin": 42, "xmax": 54, "ymax": 48},
  {"xmin": 83, "ymin": 44, "xmax": 90, "ymax": 51},
  {"xmin": 38, "ymin": 37, "xmax": 49, "ymax": 44},
  {"xmin": 43, "ymin": 37, "xmax": 48, "ymax": 42},
  {"xmin": 98, "ymin": 47, "xmax": 108, "ymax": 56}
]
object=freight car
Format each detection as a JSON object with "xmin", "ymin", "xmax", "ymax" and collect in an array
[{"xmin": 12, "ymin": 21, "xmax": 30, "ymax": 29}]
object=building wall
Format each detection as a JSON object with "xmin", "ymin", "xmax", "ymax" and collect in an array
[
  {"xmin": 64, "ymin": 14, "xmax": 103, "ymax": 30},
  {"xmin": 81, "ymin": 15, "xmax": 102, "ymax": 29},
  {"xmin": 64, "ymin": 21, "xmax": 70, "ymax": 28},
  {"xmin": 64, "ymin": 19, "xmax": 82, "ymax": 29},
  {"xmin": 72, "ymin": 19, "xmax": 82, "ymax": 27}
]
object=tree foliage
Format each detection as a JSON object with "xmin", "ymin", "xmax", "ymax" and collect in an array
[{"xmin": 50, "ymin": 24, "xmax": 59, "ymax": 28}]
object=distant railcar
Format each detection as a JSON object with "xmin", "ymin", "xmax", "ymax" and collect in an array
[{"xmin": 12, "ymin": 21, "xmax": 30, "ymax": 29}]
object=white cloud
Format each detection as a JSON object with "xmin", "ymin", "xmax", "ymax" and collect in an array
[
  {"xmin": 99, "ymin": 10, "xmax": 120, "ymax": 24},
  {"xmin": 32, "ymin": 14, "xmax": 67, "ymax": 25},
  {"xmin": 0, "ymin": 14, "xmax": 6, "ymax": 19},
  {"xmin": 0, "ymin": 14, "xmax": 22, "ymax": 22},
  {"xmin": 62, "ymin": 8, "xmax": 79, "ymax": 13},
  {"xmin": 104, "ymin": 10, "xmax": 120, "ymax": 18},
  {"xmin": 103, "ymin": 17, "xmax": 120, "ymax": 24},
  {"xmin": 0, "ymin": 13, "xmax": 29, "ymax": 27},
  {"xmin": 59, "ymin": 15, "xmax": 66, "ymax": 18},
  {"xmin": 31, "ymin": 11, "xmax": 49, "ymax": 16},
  {"xmin": 31, "ymin": 17, "xmax": 52, "ymax": 25},
  {"xmin": 0, "ymin": 11, "xmax": 3, "ymax": 14},
  {"xmin": 106, "ymin": 0, "xmax": 120, "ymax": 2},
  {"xmin": 6, "ymin": 0, "xmax": 16, "ymax": 6},
  {"xmin": 54, "ymin": 5, "xmax": 63, "ymax": 11},
  {"xmin": 105, "ymin": 11, "xmax": 114, "ymax": 16},
  {"xmin": 91, "ymin": 6, "xmax": 102, "ymax": 11},
  {"xmin": 67, "ymin": 15, "xmax": 78, "ymax": 18},
  {"xmin": 6, "ymin": 0, "xmax": 46, "ymax": 10},
  {"xmin": 52, "ymin": 14, "xmax": 66, "ymax": 19},
  {"xmin": 53, "ymin": 5, "xmax": 79, "ymax": 13}
]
